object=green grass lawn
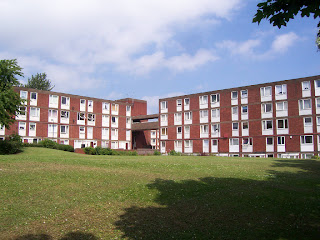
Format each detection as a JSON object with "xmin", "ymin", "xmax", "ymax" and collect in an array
[{"xmin": 0, "ymin": 148, "xmax": 319, "ymax": 240}]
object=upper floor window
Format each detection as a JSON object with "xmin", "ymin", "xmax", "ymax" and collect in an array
[
  {"xmin": 211, "ymin": 94, "xmax": 220, "ymax": 103},
  {"xmin": 262, "ymin": 103, "xmax": 272, "ymax": 113},
  {"xmin": 302, "ymin": 81, "xmax": 310, "ymax": 90},
  {"xmin": 102, "ymin": 102, "xmax": 110, "ymax": 113},
  {"xmin": 260, "ymin": 86, "xmax": 272, "ymax": 97},
  {"xmin": 30, "ymin": 92, "xmax": 37, "ymax": 100},
  {"xmin": 176, "ymin": 99, "xmax": 182, "ymax": 111},
  {"xmin": 231, "ymin": 91, "xmax": 238, "ymax": 99},
  {"xmin": 49, "ymin": 95, "xmax": 59, "ymax": 108},
  {"xmin": 161, "ymin": 101, "xmax": 168, "ymax": 110},
  {"xmin": 184, "ymin": 98, "xmax": 190, "ymax": 106},
  {"xmin": 241, "ymin": 90, "xmax": 248, "ymax": 98},
  {"xmin": 20, "ymin": 91, "xmax": 28, "ymax": 100},
  {"xmin": 241, "ymin": 105, "xmax": 248, "ymax": 114},
  {"xmin": 275, "ymin": 84, "xmax": 287, "ymax": 95},
  {"xmin": 199, "ymin": 95, "xmax": 208, "ymax": 105},
  {"xmin": 61, "ymin": 96, "xmax": 70, "ymax": 105}
]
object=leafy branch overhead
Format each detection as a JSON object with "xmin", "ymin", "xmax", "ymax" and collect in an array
[
  {"xmin": 0, "ymin": 59, "xmax": 24, "ymax": 128},
  {"xmin": 253, "ymin": 0, "xmax": 320, "ymax": 50}
]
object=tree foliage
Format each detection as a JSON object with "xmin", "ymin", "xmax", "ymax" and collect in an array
[
  {"xmin": 0, "ymin": 59, "xmax": 24, "ymax": 128},
  {"xmin": 25, "ymin": 73, "xmax": 54, "ymax": 91},
  {"xmin": 253, "ymin": 0, "xmax": 320, "ymax": 50}
]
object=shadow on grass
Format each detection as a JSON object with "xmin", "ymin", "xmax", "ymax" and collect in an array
[
  {"xmin": 15, "ymin": 231, "xmax": 97, "ymax": 240},
  {"xmin": 115, "ymin": 159, "xmax": 320, "ymax": 240}
]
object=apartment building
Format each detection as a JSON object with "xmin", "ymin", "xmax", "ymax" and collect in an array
[
  {"xmin": 0, "ymin": 87, "xmax": 147, "ymax": 150},
  {"xmin": 159, "ymin": 75, "xmax": 320, "ymax": 158}
]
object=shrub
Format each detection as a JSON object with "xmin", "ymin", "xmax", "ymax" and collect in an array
[
  {"xmin": 0, "ymin": 134, "xmax": 24, "ymax": 155},
  {"xmin": 169, "ymin": 150, "xmax": 181, "ymax": 156},
  {"xmin": 39, "ymin": 139, "xmax": 58, "ymax": 149},
  {"xmin": 153, "ymin": 150, "xmax": 161, "ymax": 156},
  {"xmin": 84, "ymin": 147, "xmax": 96, "ymax": 155}
]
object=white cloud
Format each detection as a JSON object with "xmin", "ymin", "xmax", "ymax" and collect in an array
[
  {"xmin": 271, "ymin": 32, "xmax": 299, "ymax": 53},
  {"xmin": 217, "ymin": 32, "xmax": 300, "ymax": 59},
  {"xmin": 0, "ymin": 0, "xmax": 241, "ymax": 91},
  {"xmin": 121, "ymin": 49, "xmax": 218, "ymax": 74}
]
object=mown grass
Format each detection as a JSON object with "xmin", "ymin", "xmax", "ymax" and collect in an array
[{"xmin": 0, "ymin": 148, "xmax": 319, "ymax": 240}]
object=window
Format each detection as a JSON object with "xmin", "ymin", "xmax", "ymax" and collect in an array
[
  {"xmin": 304, "ymin": 117, "xmax": 312, "ymax": 126},
  {"xmin": 177, "ymin": 126, "xmax": 182, "ymax": 133},
  {"xmin": 232, "ymin": 107, "xmax": 238, "ymax": 115},
  {"xmin": 200, "ymin": 110, "xmax": 208, "ymax": 118},
  {"xmin": 29, "ymin": 123, "xmax": 36, "ymax": 131},
  {"xmin": 184, "ymin": 112, "xmax": 192, "ymax": 120},
  {"xmin": 230, "ymin": 138, "xmax": 239, "ymax": 145},
  {"xmin": 212, "ymin": 139, "xmax": 218, "ymax": 146},
  {"xmin": 126, "ymin": 105, "xmax": 131, "ymax": 112},
  {"xmin": 315, "ymin": 80, "xmax": 320, "ymax": 88},
  {"xmin": 232, "ymin": 122, "xmax": 239, "ymax": 130},
  {"xmin": 199, "ymin": 95, "xmax": 208, "ymax": 104},
  {"xmin": 61, "ymin": 111, "xmax": 69, "ymax": 119},
  {"xmin": 262, "ymin": 103, "xmax": 272, "ymax": 113},
  {"xmin": 231, "ymin": 91, "xmax": 238, "ymax": 99},
  {"xmin": 275, "ymin": 84, "xmax": 287, "ymax": 95},
  {"xmin": 241, "ymin": 90, "xmax": 248, "ymax": 98},
  {"xmin": 211, "ymin": 94, "xmax": 220, "ymax": 103},
  {"xmin": 242, "ymin": 138, "xmax": 252, "ymax": 145},
  {"xmin": 30, "ymin": 107, "xmax": 39, "ymax": 117},
  {"xmin": 212, "ymin": 124, "xmax": 220, "ymax": 133},
  {"xmin": 79, "ymin": 126, "xmax": 85, "ymax": 133},
  {"xmin": 302, "ymin": 81, "xmax": 310, "ymax": 90},
  {"xmin": 19, "ymin": 106, "xmax": 27, "ymax": 116},
  {"xmin": 30, "ymin": 92, "xmax": 37, "ymax": 100},
  {"xmin": 317, "ymin": 98, "xmax": 320, "ymax": 109},
  {"xmin": 88, "ymin": 114, "xmax": 95, "ymax": 122},
  {"xmin": 262, "ymin": 120, "xmax": 273, "ymax": 130},
  {"xmin": 61, "ymin": 96, "xmax": 70, "ymax": 105},
  {"xmin": 48, "ymin": 109, "xmax": 58, "ymax": 119},
  {"xmin": 200, "ymin": 125, "xmax": 209, "ymax": 133},
  {"xmin": 77, "ymin": 112, "xmax": 85, "ymax": 121},
  {"xmin": 266, "ymin": 137, "xmax": 273, "ymax": 145},
  {"xmin": 174, "ymin": 113, "xmax": 182, "ymax": 122},
  {"xmin": 260, "ymin": 86, "xmax": 272, "ymax": 97},
  {"xmin": 276, "ymin": 101, "xmax": 288, "ymax": 111},
  {"xmin": 176, "ymin": 99, "xmax": 182, "ymax": 107},
  {"xmin": 242, "ymin": 122, "xmax": 249, "ymax": 129},
  {"xmin": 241, "ymin": 105, "xmax": 248, "ymax": 114},
  {"xmin": 111, "ymin": 116, "xmax": 118, "ymax": 124},
  {"xmin": 277, "ymin": 136, "xmax": 285, "ymax": 145},
  {"xmin": 161, "ymin": 114, "xmax": 168, "ymax": 122},
  {"xmin": 212, "ymin": 109, "xmax": 220, "ymax": 117},
  {"xmin": 277, "ymin": 119, "xmax": 288, "ymax": 129},
  {"xmin": 299, "ymin": 99, "xmax": 311, "ymax": 110},
  {"xmin": 184, "ymin": 98, "xmax": 190, "ymax": 106},
  {"xmin": 185, "ymin": 140, "xmax": 192, "ymax": 148},
  {"xmin": 49, "ymin": 95, "xmax": 58, "ymax": 105},
  {"xmin": 301, "ymin": 135, "xmax": 313, "ymax": 144},
  {"xmin": 161, "ymin": 128, "xmax": 168, "ymax": 136},
  {"xmin": 80, "ymin": 99, "xmax": 86, "ymax": 104},
  {"xmin": 88, "ymin": 100, "xmax": 93, "ymax": 107},
  {"xmin": 160, "ymin": 101, "xmax": 168, "ymax": 110},
  {"xmin": 20, "ymin": 91, "xmax": 28, "ymax": 99},
  {"xmin": 102, "ymin": 102, "xmax": 110, "ymax": 111},
  {"xmin": 111, "ymin": 103, "xmax": 119, "ymax": 112},
  {"xmin": 60, "ymin": 125, "xmax": 69, "ymax": 134}
]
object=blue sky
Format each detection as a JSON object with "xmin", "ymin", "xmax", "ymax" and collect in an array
[{"xmin": 0, "ymin": 0, "xmax": 319, "ymax": 113}]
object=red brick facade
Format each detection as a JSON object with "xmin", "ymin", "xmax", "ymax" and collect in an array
[
  {"xmin": 0, "ymin": 87, "xmax": 147, "ymax": 150},
  {"xmin": 158, "ymin": 75, "xmax": 320, "ymax": 158}
]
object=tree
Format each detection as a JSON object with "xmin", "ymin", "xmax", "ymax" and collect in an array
[
  {"xmin": 253, "ymin": 0, "xmax": 320, "ymax": 50},
  {"xmin": 0, "ymin": 59, "xmax": 24, "ymax": 128},
  {"xmin": 25, "ymin": 73, "xmax": 54, "ymax": 91}
]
